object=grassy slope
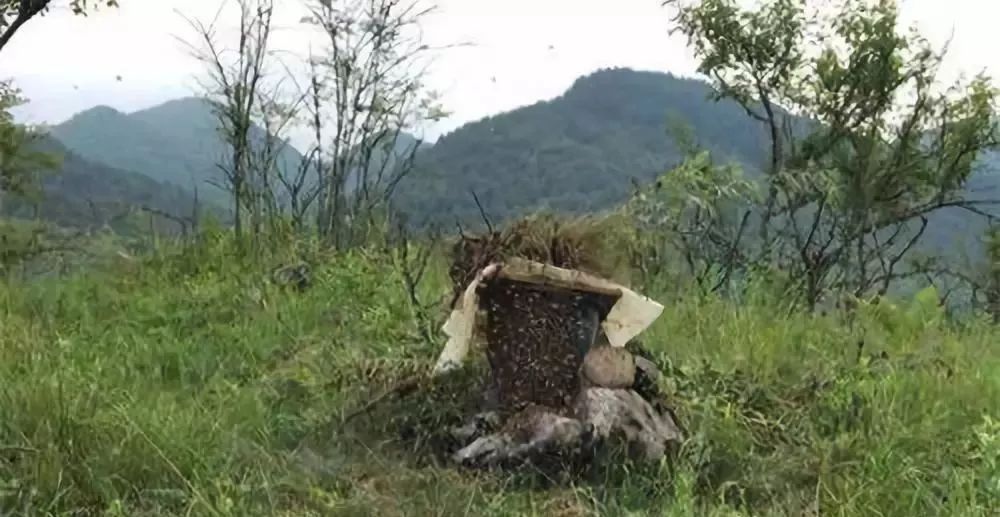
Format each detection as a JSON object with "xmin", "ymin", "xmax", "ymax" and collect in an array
[{"xmin": 0, "ymin": 235, "xmax": 998, "ymax": 516}]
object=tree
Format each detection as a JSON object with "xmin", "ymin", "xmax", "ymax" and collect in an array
[
  {"xmin": 184, "ymin": 0, "xmax": 445, "ymax": 250},
  {"xmin": 185, "ymin": 0, "xmax": 297, "ymax": 246},
  {"xmin": 302, "ymin": 0, "xmax": 446, "ymax": 248},
  {"xmin": 0, "ymin": 80, "xmax": 57, "ymax": 214},
  {"xmin": 666, "ymin": 0, "xmax": 1000, "ymax": 309},
  {"xmin": 1, "ymin": 0, "xmax": 117, "ymax": 219},
  {"xmin": 982, "ymin": 227, "xmax": 1000, "ymax": 321},
  {"xmin": 0, "ymin": 0, "xmax": 118, "ymax": 52},
  {"xmin": 625, "ymin": 123, "xmax": 757, "ymax": 293}
]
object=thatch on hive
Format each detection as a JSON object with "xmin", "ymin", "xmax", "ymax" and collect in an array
[
  {"xmin": 449, "ymin": 214, "xmax": 623, "ymax": 415},
  {"xmin": 448, "ymin": 214, "xmax": 625, "ymax": 306}
]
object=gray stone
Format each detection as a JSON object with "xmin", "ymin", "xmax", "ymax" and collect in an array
[
  {"xmin": 574, "ymin": 387, "xmax": 683, "ymax": 462},
  {"xmin": 271, "ymin": 262, "xmax": 311, "ymax": 291},
  {"xmin": 453, "ymin": 408, "xmax": 590, "ymax": 465},
  {"xmin": 582, "ymin": 346, "xmax": 636, "ymax": 389},
  {"xmin": 451, "ymin": 387, "xmax": 683, "ymax": 467}
]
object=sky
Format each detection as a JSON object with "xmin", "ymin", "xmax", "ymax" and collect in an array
[{"xmin": 1, "ymin": 0, "xmax": 998, "ymax": 143}]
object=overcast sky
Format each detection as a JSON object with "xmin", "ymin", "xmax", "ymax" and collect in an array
[{"xmin": 1, "ymin": 0, "xmax": 998, "ymax": 142}]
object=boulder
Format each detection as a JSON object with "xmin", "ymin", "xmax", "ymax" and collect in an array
[{"xmin": 574, "ymin": 387, "xmax": 682, "ymax": 461}]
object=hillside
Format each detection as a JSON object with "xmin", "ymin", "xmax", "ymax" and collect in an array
[
  {"xmin": 37, "ymin": 70, "xmax": 817, "ymax": 231},
  {"xmin": 395, "ymin": 67, "xmax": 998, "ymax": 260},
  {"xmin": 50, "ymin": 97, "xmax": 303, "ymax": 204},
  {"xmin": 396, "ymin": 68, "xmax": 773, "ymax": 225},
  {"xmin": 1, "ymin": 136, "xmax": 210, "ymax": 234}
]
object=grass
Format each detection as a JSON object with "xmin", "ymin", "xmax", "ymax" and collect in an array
[{"xmin": 0, "ymin": 232, "xmax": 998, "ymax": 516}]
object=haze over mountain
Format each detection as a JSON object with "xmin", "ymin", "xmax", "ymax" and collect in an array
[
  {"xmin": 1, "ymin": 136, "xmax": 206, "ymax": 235},
  {"xmin": 50, "ymin": 97, "xmax": 302, "ymax": 204}
]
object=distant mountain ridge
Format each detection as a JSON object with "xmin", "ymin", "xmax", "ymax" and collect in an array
[
  {"xmin": 393, "ymin": 67, "xmax": 998, "ymax": 258},
  {"xmin": 41, "ymin": 68, "xmax": 1000, "ymax": 261},
  {"xmin": 50, "ymin": 97, "xmax": 303, "ymax": 204},
  {"xmin": 394, "ymin": 68, "xmax": 774, "ymax": 226},
  {"xmin": 2, "ymin": 135, "xmax": 209, "ymax": 234}
]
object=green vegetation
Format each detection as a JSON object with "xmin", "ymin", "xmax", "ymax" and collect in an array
[
  {"xmin": 2, "ymin": 80, "xmax": 201, "ymax": 243},
  {"xmin": 1, "ymin": 82, "xmax": 209, "ymax": 235},
  {"xmin": 391, "ymin": 67, "xmax": 1000, "ymax": 268},
  {"xmin": 2, "ymin": 0, "xmax": 1000, "ymax": 515},
  {"xmin": 37, "ymin": 56, "xmax": 1000, "ymax": 259},
  {"xmin": 48, "ymin": 69, "xmax": 768, "ymax": 232},
  {"xmin": 2, "ymin": 136, "xmax": 209, "ymax": 233},
  {"xmin": 0, "ymin": 233, "xmax": 997, "ymax": 515}
]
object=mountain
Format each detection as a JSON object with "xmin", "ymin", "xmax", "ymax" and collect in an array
[
  {"xmin": 2, "ymin": 136, "xmax": 210, "ymax": 234},
  {"xmin": 395, "ymin": 67, "xmax": 997, "ymax": 262},
  {"xmin": 50, "ymin": 97, "xmax": 303, "ymax": 204},
  {"xmin": 344, "ymin": 131, "xmax": 431, "ymax": 195},
  {"xmin": 395, "ymin": 68, "xmax": 773, "ymax": 226},
  {"xmin": 39, "ymin": 68, "xmax": 999, "ymax": 261}
]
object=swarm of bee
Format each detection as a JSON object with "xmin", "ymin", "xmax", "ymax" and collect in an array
[
  {"xmin": 443, "ymin": 214, "xmax": 683, "ymax": 469},
  {"xmin": 448, "ymin": 214, "xmax": 623, "ymax": 415}
]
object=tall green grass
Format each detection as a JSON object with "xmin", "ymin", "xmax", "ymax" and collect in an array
[{"xmin": 0, "ymin": 234, "xmax": 997, "ymax": 515}]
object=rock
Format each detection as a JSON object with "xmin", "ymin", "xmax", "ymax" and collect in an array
[
  {"xmin": 452, "ymin": 407, "xmax": 592, "ymax": 465},
  {"xmin": 271, "ymin": 262, "xmax": 311, "ymax": 291},
  {"xmin": 450, "ymin": 411, "xmax": 501, "ymax": 442},
  {"xmin": 633, "ymin": 356, "xmax": 662, "ymax": 384},
  {"xmin": 451, "ymin": 388, "xmax": 683, "ymax": 468},
  {"xmin": 631, "ymin": 355, "xmax": 665, "ymax": 401},
  {"xmin": 581, "ymin": 346, "xmax": 636, "ymax": 389},
  {"xmin": 574, "ymin": 387, "xmax": 683, "ymax": 462}
]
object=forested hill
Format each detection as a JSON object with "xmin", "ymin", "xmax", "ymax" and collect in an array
[
  {"xmin": 2, "ymin": 136, "xmax": 206, "ymax": 234},
  {"xmin": 394, "ymin": 68, "xmax": 774, "ymax": 226},
  {"xmin": 43, "ymin": 68, "xmax": 786, "ymax": 229},
  {"xmin": 50, "ymin": 97, "xmax": 302, "ymax": 204},
  {"xmin": 393, "ymin": 67, "xmax": 998, "ymax": 259}
]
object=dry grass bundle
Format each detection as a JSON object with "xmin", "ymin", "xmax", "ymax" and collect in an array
[
  {"xmin": 448, "ymin": 213, "xmax": 627, "ymax": 307},
  {"xmin": 503, "ymin": 214, "xmax": 622, "ymax": 277}
]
